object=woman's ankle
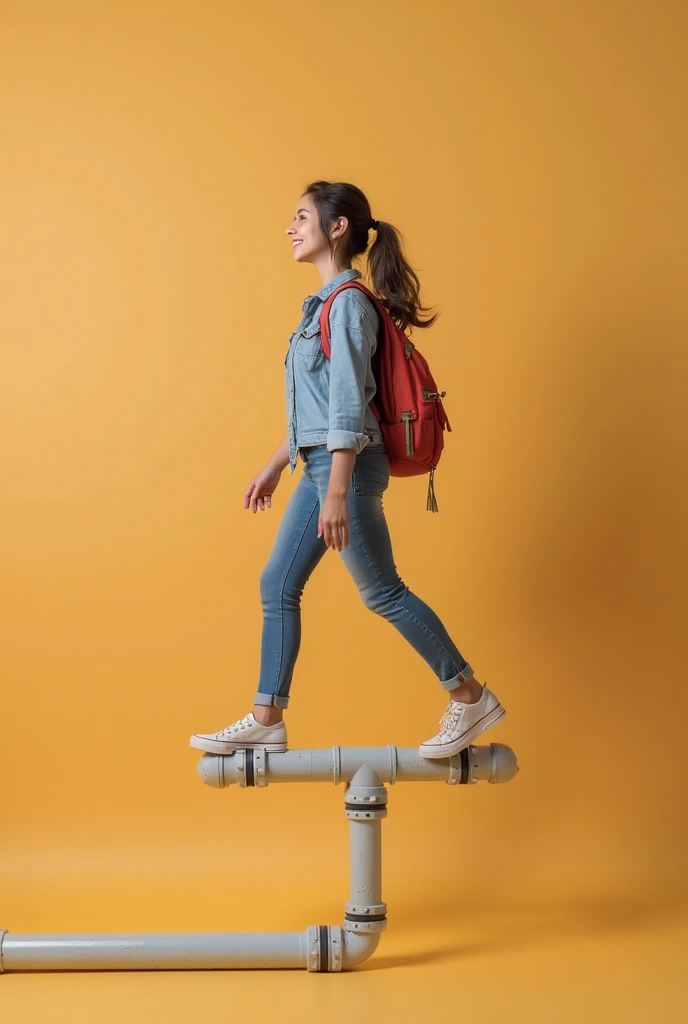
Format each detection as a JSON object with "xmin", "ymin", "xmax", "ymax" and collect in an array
[
  {"xmin": 253, "ymin": 704, "xmax": 284, "ymax": 726},
  {"xmin": 448, "ymin": 677, "xmax": 483, "ymax": 704}
]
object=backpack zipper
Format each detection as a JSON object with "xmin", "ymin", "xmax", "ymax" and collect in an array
[{"xmin": 401, "ymin": 411, "xmax": 414, "ymax": 456}]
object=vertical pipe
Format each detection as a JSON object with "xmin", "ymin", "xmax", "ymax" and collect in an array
[
  {"xmin": 342, "ymin": 764, "xmax": 387, "ymax": 969},
  {"xmin": 349, "ymin": 819, "xmax": 383, "ymax": 907}
]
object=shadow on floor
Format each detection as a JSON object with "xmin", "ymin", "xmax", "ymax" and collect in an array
[{"xmin": 354, "ymin": 891, "xmax": 687, "ymax": 971}]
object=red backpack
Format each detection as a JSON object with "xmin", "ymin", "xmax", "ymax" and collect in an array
[{"xmin": 319, "ymin": 280, "xmax": 452, "ymax": 512}]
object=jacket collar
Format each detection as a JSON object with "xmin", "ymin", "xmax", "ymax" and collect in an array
[{"xmin": 312, "ymin": 268, "xmax": 361, "ymax": 303}]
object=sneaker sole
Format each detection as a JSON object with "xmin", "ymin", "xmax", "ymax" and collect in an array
[
  {"xmin": 418, "ymin": 705, "xmax": 506, "ymax": 760},
  {"xmin": 189, "ymin": 737, "xmax": 288, "ymax": 755}
]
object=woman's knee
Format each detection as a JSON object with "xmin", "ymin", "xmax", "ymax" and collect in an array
[
  {"xmin": 260, "ymin": 562, "xmax": 304, "ymax": 609},
  {"xmin": 359, "ymin": 575, "xmax": 407, "ymax": 614}
]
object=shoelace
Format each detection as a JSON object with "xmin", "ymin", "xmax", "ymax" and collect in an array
[
  {"xmin": 216, "ymin": 713, "xmax": 254, "ymax": 739},
  {"xmin": 438, "ymin": 702, "xmax": 464, "ymax": 738}
]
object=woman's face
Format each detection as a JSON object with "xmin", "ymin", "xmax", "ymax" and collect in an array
[{"xmin": 285, "ymin": 194, "xmax": 328, "ymax": 264}]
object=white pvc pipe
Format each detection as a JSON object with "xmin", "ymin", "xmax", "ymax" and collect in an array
[
  {"xmin": 341, "ymin": 929, "xmax": 381, "ymax": 968},
  {"xmin": 0, "ymin": 927, "xmax": 382, "ymax": 973},
  {"xmin": 197, "ymin": 743, "xmax": 519, "ymax": 789},
  {"xmin": 349, "ymin": 820, "xmax": 383, "ymax": 908},
  {"xmin": 344, "ymin": 764, "xmax": 387, "ymax": 942},
  {"xmin": 1, "ymin": 747, "xmax": 519, "ymax": 974},
  {"xmin": 0, "ymin": 932, "xmax": 308, "ymax": 971}
]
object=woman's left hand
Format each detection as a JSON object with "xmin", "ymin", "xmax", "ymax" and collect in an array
[{"xmin": 318, "ymin": 493, "xmax": 350, "ymax": 551}]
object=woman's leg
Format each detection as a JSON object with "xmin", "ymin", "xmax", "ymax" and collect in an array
[
  {"xmin": 334, "ymin": 445, "xmax": 505, "ymax": 756},
  {"xmin": 303, "ymin": 445, "xmax": 475, "ymax": 694},
  {"xmin": 188, "ymin": 459, "xmax": 329, "ymax": 753},
  {"xmin": 252, "ymin": 463, "xmax": 328, "ymax": 721}
]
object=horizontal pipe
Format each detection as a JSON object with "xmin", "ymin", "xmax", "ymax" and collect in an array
[
  {"xmin": 0, "ymin": 932, "xmax": 308, "ymax": 972},
  {"xmin": 0, "ymin": 927, "xmax": 381, "ymax": 973},
  {"xmin": 197, "ymin": 743, "xmax": 519, "ymax": 789}
]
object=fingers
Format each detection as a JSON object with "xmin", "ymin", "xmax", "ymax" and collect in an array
[
  {"xmin": 256, "ymin": 493, "xmax": 271, "ymax": 512},
  {"xmin": 320, "ymin": 521, "xmax": 349, "ymax": 551},
  {"xmin": 244, "ymin": 482, "xmax": 272, "ymax": 513}
]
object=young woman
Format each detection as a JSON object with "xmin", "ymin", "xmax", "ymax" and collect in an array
[{"xmin": 190, "ymin": 181, "xmax": 505, "ymax": 758}]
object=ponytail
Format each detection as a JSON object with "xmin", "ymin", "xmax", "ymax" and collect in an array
[{"xmin": 304, "ymin": 180, "xmax": 439, "ymax": 334}]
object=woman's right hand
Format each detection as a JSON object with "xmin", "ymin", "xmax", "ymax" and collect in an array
[{"xmin": 244, "ymin": 465, "xmax": 282, "ymax": 513}]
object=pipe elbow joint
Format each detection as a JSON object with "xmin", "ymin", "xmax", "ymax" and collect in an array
[{"xmin": 341, "ymin": 927, "xmax": 382, "ymax": 968}]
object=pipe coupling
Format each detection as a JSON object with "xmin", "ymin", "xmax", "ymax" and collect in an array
[
  {"xmin": 306, "ymin": 925, "xmax": 343, "ymax": 972},
  {"xmin": 344, "ymin": 900, "xmax": 387, "ymax": 933}
]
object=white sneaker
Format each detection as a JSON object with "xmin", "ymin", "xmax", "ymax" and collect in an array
[
  {"xmin": 419, "ymin": 684, "xmax": 505, "ymax": 759},
  {"xmin": 189, "ymin": 712, "xmax": 288, "ymax": 754}
]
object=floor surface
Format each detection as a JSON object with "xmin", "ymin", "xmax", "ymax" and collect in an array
[{"xmin": 2, "ymin": 901, "xmax": 685, "ymax": 1023}]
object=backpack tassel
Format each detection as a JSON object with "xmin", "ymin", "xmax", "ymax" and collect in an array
[{"xmin": 426, "ymin": 466, "xmax": 439, "ymax": 513}]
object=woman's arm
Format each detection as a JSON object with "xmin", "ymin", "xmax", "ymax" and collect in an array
[
  {"xmin": 319, "ymin": 294, "xmax": 378, "ymax": 550},
  {"xmin": 327, "ymin": 449, "xmax": 356, "ymax": 496},
  {"xmin": 326, "ymin": 323, "xmax": 372, "ymax": 456},
  {"xmin": 326, "ymin": 292, "xmax": 377, "ymax": 458},
  {"xmin": 244, "ymin": 435, "xmax": 289, "ymax": 514},
  {"xmin": 265, "ymin": 435, "xmax": 290, "ymax": 473},
  {"xmin": 319, "ymin": 449, "xmax": 355, "ymax": 550}
]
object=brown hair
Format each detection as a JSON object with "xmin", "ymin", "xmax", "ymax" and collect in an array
[{"xmin": 303, "ymin": 180, "xmax": 439, "ymax": 333}]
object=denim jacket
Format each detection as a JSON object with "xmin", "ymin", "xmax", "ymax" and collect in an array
[{"xmin": 285, "ymin": 267, "xmax": 385, "ymax": 473}]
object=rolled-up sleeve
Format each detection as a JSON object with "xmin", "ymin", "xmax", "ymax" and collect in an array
[{"xmin": 326, "ymin": 297, "xmax": 375, "ymax": 453}]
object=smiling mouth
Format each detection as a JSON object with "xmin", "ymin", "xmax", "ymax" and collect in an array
[{"xmin": 292, "ymin": 240, "xmax": 303, "ymax": 248}]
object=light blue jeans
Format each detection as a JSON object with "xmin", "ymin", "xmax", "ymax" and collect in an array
[{"xmin": 254, "ymin": 443, "xmax": 474, "ymax": 708}]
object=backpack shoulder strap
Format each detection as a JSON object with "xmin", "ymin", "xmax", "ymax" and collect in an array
[{"xmin": 318, "ymin": 281, "xmax": 385, "ymax": 359}]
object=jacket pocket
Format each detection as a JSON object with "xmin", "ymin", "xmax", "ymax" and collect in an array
[{"xmin": 296, "ymin": 326, "xmax": 324, "ymax": 366}]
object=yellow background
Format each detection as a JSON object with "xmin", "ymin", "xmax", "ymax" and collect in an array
[{"xmin": 1, "ymin": 0, "xmax": 686, "ymax": 1020}]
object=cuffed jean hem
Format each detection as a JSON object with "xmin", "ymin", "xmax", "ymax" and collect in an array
[
  {"xmin": 440, "ymin": 664, "xmax": 474, "ymax": 691},
  {"xmin": 254, "ymin": 692, "xmax": 290, "ymax": 709}
]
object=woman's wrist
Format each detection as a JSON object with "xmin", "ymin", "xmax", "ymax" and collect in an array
[
  {"xmin": 266, "ymin": 437, "xmax": 290, "ymax": 475},
  {"xmin": 327, "ymin": 449, "xmax": 356, "ymax": 496}
]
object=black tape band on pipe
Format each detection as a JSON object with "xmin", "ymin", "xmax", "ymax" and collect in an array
[
  {"xmin": 344, "ymin": 803, "xmax": 387, "ymax": 812},
  {"xmin": 460, "ymin": 748, "xmax": 469, "ymax": 784},
  {"xmin": 318, "ymin": 925, "xmax": 329, "ymax": 972},
  {"xmin": 245, "ymin": 749, "xmax": 255, "ymax": 787},
  {"xmin": 345, "ymin": 912, "xmax": 387, "ymax": 923}
]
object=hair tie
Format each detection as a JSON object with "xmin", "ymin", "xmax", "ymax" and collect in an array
[{"xmin": 371, "ymin": 219, "xmax": 379, "ymax": 230}]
